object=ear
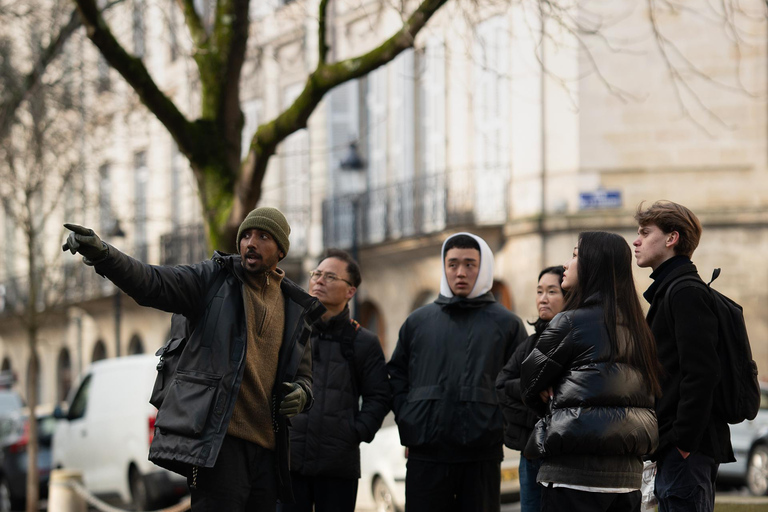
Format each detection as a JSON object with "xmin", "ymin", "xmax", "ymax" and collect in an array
[
  {"xmin": 278, "ymin": 252, "xmax": 285, "ymax": 259},
  {"xmin": 665, "ymin": 231, "xmax": 680, "ymax": 249},
  {"xmin": 345, "ymin": 286, "xmax": 357, "ymax": 301}
]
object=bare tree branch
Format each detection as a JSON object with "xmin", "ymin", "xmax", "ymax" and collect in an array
[
  {"xmin": 231, "ymin": 0, "xmax": 449, "ymax": 233},
  {"xmin": 0, "ymin": 7, "xmax": 80, "ymax": 141},
  {"xmin": 72, "ymin": 0, "xmax": 205, "ymax": 162}
]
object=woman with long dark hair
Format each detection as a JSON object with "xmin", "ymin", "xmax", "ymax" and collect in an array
[
  {"xmin": 496, "ymin": 266, "xmax": 565, "ymax": 512},
  {"xmin": 521, "ymin": 231, "xmax": 661, "ymax": 512}
]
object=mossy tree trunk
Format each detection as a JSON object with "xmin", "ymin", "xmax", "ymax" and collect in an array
[{"xmin": 72, "ymin": 0, "xmax": 449, "ymax": 251}]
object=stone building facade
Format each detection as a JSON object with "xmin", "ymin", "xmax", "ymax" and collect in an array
[{"xmin": 0, "ymin": 0, "xmax": 766, "ymax": 406}]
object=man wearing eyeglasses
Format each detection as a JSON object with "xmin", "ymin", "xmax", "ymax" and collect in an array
[
  {"xmin": 388, "ymin": 233, "xmax": 527, "ymax": 512},
  {"xmin": 278, "ymin": 249, "xmax": 391, "ymax": 512}
]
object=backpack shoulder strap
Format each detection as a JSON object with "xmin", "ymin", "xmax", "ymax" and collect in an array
[
  {"xmin": 341, "ymin": 318, "xmax": 361, "ymax": 396},
  {"xmin": 663, "ymin": 274, "xmax": 708, "ymax": 329}
]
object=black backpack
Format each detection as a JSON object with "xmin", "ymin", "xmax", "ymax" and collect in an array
[
  {"xmin": 664, "ymin": 268, "xmax": 760, "ymax": 424},
  {"xmin": 149, "ymin": 268, "xmax": 228, "ymax": 409}
]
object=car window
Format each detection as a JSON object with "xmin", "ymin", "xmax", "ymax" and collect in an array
[
  {"xmin": 0, "ymin": 391, "xmax": 23, "ymax": 416},
  {"xmin": 68, "ymin": 374, "xmax": 92, "ymax": 420}
]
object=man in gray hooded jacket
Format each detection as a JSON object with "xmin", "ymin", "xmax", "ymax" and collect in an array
[{"xmin": 387, "ymin": 233, "xmax": 527, "ymax": 512}]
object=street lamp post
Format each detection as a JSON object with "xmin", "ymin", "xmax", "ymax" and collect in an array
[
  {"xmin": 110, "ymin": 219, "xmax": 126, "ymax": 357},
  {"xmin": 340, "ymin": 141, "xmax": 365, "ymax": 320}
]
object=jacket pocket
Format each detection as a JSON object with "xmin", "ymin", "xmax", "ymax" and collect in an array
[
  {"xmin": 397, "ymin": 385, "xmax": 442, "ymax": 446},
  {"xmin": 155, "ymin": 370, "xmax": 221, "ymax": 437},
  {"xmin": 150, "ymin": 336, "xmax": 186, "ymax": 409}
]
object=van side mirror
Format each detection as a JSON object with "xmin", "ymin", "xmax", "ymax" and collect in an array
[{"xmin": 53, "ymin": 405, "xmax": 67, "ymax": 420}]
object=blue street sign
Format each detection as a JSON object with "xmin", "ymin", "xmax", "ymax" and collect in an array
[{"xmin": 579, "ymin": 190, "xmax": 622, "ymax": 210}]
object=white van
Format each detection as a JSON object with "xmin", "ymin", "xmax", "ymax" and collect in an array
[{"xmin": 52, "ymin": 354, "xmax": 188, "ymax": 509}]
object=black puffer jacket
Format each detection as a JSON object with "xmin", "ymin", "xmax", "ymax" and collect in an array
[
  {"xmin": 521, "ymin": 298, "xmax": 658, "ymax": 489},
  {"xmin": 495, "ymin": 331, "xmax": 541, "ymax": 451},
  {"xmin": 92, "ymin": 246, "xmax": 324, "ymax": 502},
  {"xmin": 289, "ymin": 308, "xmax": 391, "ymax": 479},
  {"xmin": 388, "ymin": 292, "xmax": 527, "ymax": 462}
]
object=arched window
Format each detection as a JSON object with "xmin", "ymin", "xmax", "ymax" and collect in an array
[
  {"xmin": 92, "ymin": 340, "xmax": 107, "ymax": 363},
  {"xmin": 127, "ymin": 334, "xmax": 144, "ymax": 355},
  {"xmin": 410, "ymin": 290, "xmax": 437, "ymax": 312},
  {"xmin": 57, "ymin": 348, "xmax": 72, "ymax": 403},
  {"xmin": 359, "ymin": 301, "xmax": 385, "ymax": 348},
  {"xmin": 0, "ymin": 357, "xmax": 12, "ymax": 388},
  {"xmin": 491, "ymin": 280, "xmax": 513, "ymax": 310}
]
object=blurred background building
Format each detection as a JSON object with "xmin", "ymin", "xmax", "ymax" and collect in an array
[{"xmin": 0, "ymin": 0, "xmax": 766, "ymax": 407}]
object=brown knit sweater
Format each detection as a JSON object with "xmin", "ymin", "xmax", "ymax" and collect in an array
[{"xmin": 227, "ymin": 268, "xmax": 285, "ymax": 449}]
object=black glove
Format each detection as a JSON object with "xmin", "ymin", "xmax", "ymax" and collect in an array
[
  {"xmin": 278, "ymin": 382, "xmax": 307, "ymax": 418},
  {"xmin": 62, "ymin": 223, "xmax": 108, "ymax": 264}
]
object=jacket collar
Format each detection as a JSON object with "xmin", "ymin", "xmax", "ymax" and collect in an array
[
  {"xmin": 643, "ymin": 255, "xmax": 696, "ymax": 304},
  {"xmin": 434, "ymin": 291, "xmax": 496, "ymax": 309},
  {"xmin": 315, "ymin": 306, "xmax": 351, "ymax": 333},
  {"xmin": 217, "ymin": 251, "xmax": 326, "ymax": 322}
]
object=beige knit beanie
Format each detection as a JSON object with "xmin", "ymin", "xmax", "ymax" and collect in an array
[{"xmin": 236, "ymin": 207, "xmax": 291, "ymax": 258}]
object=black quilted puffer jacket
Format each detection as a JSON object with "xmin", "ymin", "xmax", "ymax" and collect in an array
[
  {"xmin": 288, "ymin": 307, "xmax": 391, "ymax": 479},
  {"xmin": 520, "ymin": 296, "xmax": 658, "ymax": 489}
]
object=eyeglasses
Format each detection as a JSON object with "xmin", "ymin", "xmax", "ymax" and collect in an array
[{"xmin": 309, "ymin": 270, "xmax": 353, "ymax": 286}]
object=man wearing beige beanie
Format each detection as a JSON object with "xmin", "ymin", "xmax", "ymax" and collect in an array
[{"xmin": 63, "ymin": 206, "xmax": 325, "ymax": 512}]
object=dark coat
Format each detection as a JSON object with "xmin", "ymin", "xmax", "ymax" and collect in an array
[
  {"xmin": 92, "ymin": 246, "xmax": 325, "ymax": 502},
  {"xmin": 387, "ymin": 292, "xmax": 527, "ymax": 463},
  {"xmin": 521, "ymin": 299, "xmax": 658, "ymax": 489},
  {"xmin": 289, "ymin": 308, "xmax": 391, "ymax": 479},
  {"xmin": 495, "ymin": 331, "xmax": 541, "ymax": 451},
  {"xmin": 644, "ymin": 257, "xmax": 734, "ymax": 463}
]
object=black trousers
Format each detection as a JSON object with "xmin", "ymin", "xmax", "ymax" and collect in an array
[
  {"xmin": 190, "ymin": 435, "xmax": 277, "ymax": 512},
  {"xmin": 277, "ymin": 473, "xmax": 359, "ymax": 512},
  {"xmin": 541, "ymin": 485, "xmax": 641, "ymax": 512},
  {"xmin": 655, "ymin": 447, "xmax": 718, "ymax": 512},
  {"xmin": 405, "ymin": 458, "xmax": 501, "ymax": 512}
]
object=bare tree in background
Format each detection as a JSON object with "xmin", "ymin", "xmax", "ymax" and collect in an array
[
  {"xmin": 2, "ymin": 0, "xmax": 766, "ymax": 249},
  {"xmin": 0, "ymin": 3, "xmax": 89, "ymax": 509}
]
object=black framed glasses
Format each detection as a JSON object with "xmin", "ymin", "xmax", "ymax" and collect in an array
[{"xmin": 309, "ymin": 270, "xmax": 353, "ymax": 286}]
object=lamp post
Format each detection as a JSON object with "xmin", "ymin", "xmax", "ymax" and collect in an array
[
  {"xmin": 339, "ymin": 142, "xmax": 365, "ymax": 320},
  {"xmin": 110, "ymin": 219, "xmax": 126, "ymax": 357}
]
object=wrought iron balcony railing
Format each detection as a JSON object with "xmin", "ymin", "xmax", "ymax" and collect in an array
[
  {"xmin": 322, "ymin": 170, "xmax": 508, "ymax": 251},
  {"xmin": 160, "ymin": 224, "xmax": 209, "ymax": 266}
]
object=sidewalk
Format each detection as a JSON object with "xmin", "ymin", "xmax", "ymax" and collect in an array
[{"xmin": 714, "ymin": 495, "xmax": 768, "ymax": 511}]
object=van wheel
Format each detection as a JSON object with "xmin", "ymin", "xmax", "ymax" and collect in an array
[
  {"xmin": 0, "ymin": 478, "xmax": 10, "ymax": 512},
  {"xmin": 129, "ymin": 466, "xmax": 151, "ymax": 511},
  {"xmin": 747, "ymin": 445, "xmax": 768, "ymax": 496}
]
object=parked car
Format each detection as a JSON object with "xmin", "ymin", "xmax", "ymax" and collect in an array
[
  {"xmin": 0, "ymin": 410, "xmax": 56, "ymax": 512},
  {"xmin": 356, "ymin": 414, "xmax": 520, "ymax": 512},
  {"xmin": 718, "ymin": 383, "xmax": 768, "ymax": 495},
  {"xmin": 0, "ymin": 392, "xmax": 23, "ymax": 420},
  {"xmin": 52, "ymin": 354, "xmax": 188, "ymax": 510}
]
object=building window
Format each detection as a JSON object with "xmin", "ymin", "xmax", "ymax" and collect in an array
[
  {"xmin": 472, "ymin": 15, "xmax": 510, "ymax": 224},
  {"xmin": 97, "ymin": 54, "xmax": 111, "ymax": 93},
  {"xmin": 127, "ymin": 335, "xmax": 144, "ymax": 355},
  {"xmin": 132, "ymin": 0, "xmax": 145, "ymax": 58},
  {"xmin": 98, "ymin": 163, "xmax": 112, "ymax": 234},
  {"xmin": 280, "ymin": 84, "xmax": 310, "ymax": 256},
  {"xmin": 57, "ymin": 348, "xmax": 72, "ymax": 403},
  {"xmin": 241, "ymin": 98, "xmax": 263, "ymax": 161},
  {"xmin": 168, "ymin": 3, "xmax": 179, "ymax": 62},
  {"xmin": 92, "ymin": 340, "xmax": 107, "ymax": 363},
  {"xmin": 134, "ymin": 151, "xmax": 148, "ymax": 261}
]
